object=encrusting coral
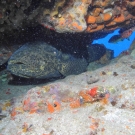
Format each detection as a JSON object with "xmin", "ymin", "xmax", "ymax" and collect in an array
[
  {"xmin": 39, "ymin": 0, "xmax": 135, "ymax": 33},
  {"xmin": 0, "ymin": 0, "xmax": 135, "ymax": 34}
]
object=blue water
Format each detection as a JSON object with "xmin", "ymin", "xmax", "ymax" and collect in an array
[{"xmin": 92, "ymin": 29, "xmax": 135, "ymax": 57}]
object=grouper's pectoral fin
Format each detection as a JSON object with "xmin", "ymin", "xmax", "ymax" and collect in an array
[{"xmin": 57, "ymin": 58, "xmax": 88, "ymax": 76}]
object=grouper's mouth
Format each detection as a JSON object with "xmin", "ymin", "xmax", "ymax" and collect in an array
[
  {"xmin": 7, "ymin": 61, "xmax": 32, "ymax": 78},
  {"xmin": 13, "ymin": 62, "xmax": 24, "ymax": 65},
  {"xmin": 7, "ymin": 61, "xmax": 44, "ymax": 78}
]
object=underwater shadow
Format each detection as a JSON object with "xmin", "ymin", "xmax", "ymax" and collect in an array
[{"xmin": 8, "ymin": 74, "xmax": 64, "ymax": 86}]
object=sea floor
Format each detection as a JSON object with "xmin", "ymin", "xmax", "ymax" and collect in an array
[{"xmin": 0, "ymin": 55, "xmax": 135, "ymax": 135}]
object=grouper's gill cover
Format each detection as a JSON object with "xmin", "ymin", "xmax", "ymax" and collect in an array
[{"xmin": 7, "ymin": 41, "xmax": 88, "ymax": 79}]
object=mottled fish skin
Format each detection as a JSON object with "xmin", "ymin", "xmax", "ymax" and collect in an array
[
  {"xmin": 57, "ymin": 53, "xmax": 88, "ymax": 76},
  {"xmin": 87, "ymin": 44, "xmax": 106, "ymax": 62},
  {"xmin": 7, "ymin": 41, "xmax": 88, "ymax": 79}
]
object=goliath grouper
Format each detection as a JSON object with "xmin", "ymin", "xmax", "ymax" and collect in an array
[{"xmin": 7, "ymin": 41, "xmax": 88, "ymax": 79}]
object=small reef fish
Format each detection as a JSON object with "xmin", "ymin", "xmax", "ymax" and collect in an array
[
  {"xmin": 109, "ymin": 26, "xmax": 135, "ymax": 44},
  {"xmin": 108, "ymin": 35, "xmax": 122, "ymax": 44},
  {"xmin": 121, "ymin": 29, "xmax": 132, "ymax": 39}
]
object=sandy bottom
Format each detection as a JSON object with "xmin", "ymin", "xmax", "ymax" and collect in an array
[{"xmin": 0, "ymin": 55, "xmax": 135, "ymax": 135}]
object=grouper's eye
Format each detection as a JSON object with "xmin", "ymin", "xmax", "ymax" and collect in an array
[{"xmin": 15, "ymin": 62, "xmax": 24, "ymax": 64}]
